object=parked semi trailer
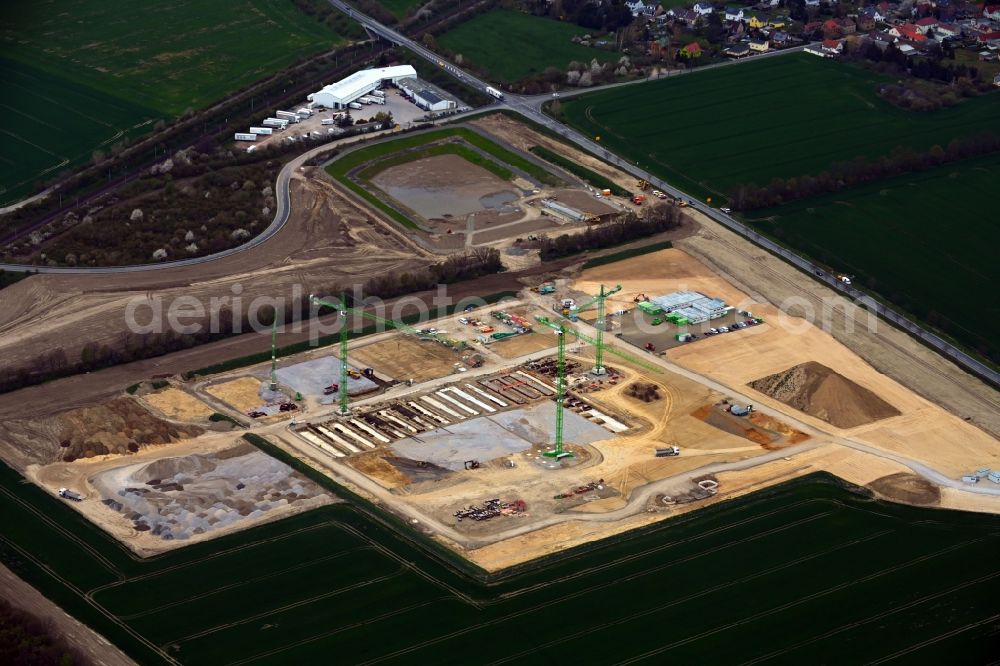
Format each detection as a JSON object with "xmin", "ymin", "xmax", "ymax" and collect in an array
[
  {"xmin": 486, "ymin": 86, "xmax": 504, "ymax": 100},
  {"xmin": 262, "ymin": 118, "xmax": 287, "ymax": 128},
  {"xmin": 249, "ymin": 127, "xmax": 273, "ymax": 135},
  {"xmin": 234, "ymin": 133, "xmax": 257, "ymax": 141},
  {"xmin": 275, "ymin": 110, "xmax": 298, "ymax": 119},
  {"xmin": 58, "ymin": 488, "xmax": 82, "ymax": 501}
]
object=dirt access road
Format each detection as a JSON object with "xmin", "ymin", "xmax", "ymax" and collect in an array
[
  {"xmin": 0, "ymin": 563, "xmax": 135, "ymax": 666},
  {"xmin": 475, "ymin": 113, "xmax": 1000, "ymax": 441},
  {"xmin": 0, "ymin": 169, "xmax": 433, "ymax": 378}
]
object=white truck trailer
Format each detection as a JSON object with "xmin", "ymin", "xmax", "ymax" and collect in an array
[
  {"xmin": 486, "ymin": 86, "xmax": 504, "ymax": 100},
  {"xmin": 262, "ymin": 118, "xmax": 288, "ymax": 128},
  {"xmin": 321, "ymin": 118, "xmax": 335, "ymax": 125},
  {"xmin": 234, "ymin": 133, "xmax": 257, "ymax": 142},
  {"xmin": 58, "ymin": 488, "xmax": 82, "ymax": 501},
  {"xmin": 249, "ymin": 127, "xmax": 273, "ymax": 135},
  {"xmin": 348, "ymin": 102, "xmax": 363, "ymax": 110}
]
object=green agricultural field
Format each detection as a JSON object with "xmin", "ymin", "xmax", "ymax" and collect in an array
[
  {"xmin": 2, "ymin": 449, "xmax": 1000, "ymax": 665},
  {"xmin": 743, "ymin": 152, "xmax": 1000, "ymax": 362},
  {"xmin": 559, "ymin": 54, "xmax": 1000, "ymax": 200},
  {"xmin": 437, "ymin": 10, "xmax": 619, "ymax": 83},
  {"xmin": 0, "ymin": 58, "xmax": 162, "ymax": 206},
  {"xmin": 0, "ymin": 0, "xmax": 347, "ymax": 205}
]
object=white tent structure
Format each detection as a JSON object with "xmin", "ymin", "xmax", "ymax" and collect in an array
[{"xmin": 308, "ymin": 65, "xmax": 417, "ymax": 109}]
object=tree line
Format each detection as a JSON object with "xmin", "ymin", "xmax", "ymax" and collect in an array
[
  {"xmin": 538, "ymin": 204, "xmax": 684, "ymax": 261},
  {"xmin": 0, "ymin": 249, "xmax": 503, "ymax": 395},
  {"xmin": 728, "ymin": 131, "xmax": 1000, "ymax": 211},
  {"xmin": 0, "ymin": 598, "xmax": 88, "ymax": 666}
]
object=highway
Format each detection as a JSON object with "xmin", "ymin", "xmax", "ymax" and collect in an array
[
  {"xmin": 326, "ymin": 0, "xmax": 1000, "ymax": 386},
  {"xmin": 2, "ymin": 1, "xmax": 995, "ymax": 386}
]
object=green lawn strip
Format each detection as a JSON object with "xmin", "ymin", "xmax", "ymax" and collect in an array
[
  {"xmin": 529, "ymin": 145, "xmax": 629, "ymax": 195},
  {"xmin": 581, "ymin": 241, "xmax": 674, "ymax": 269},
  {"xmin": 357, "ymin": 141, "xmax": 514, "ymax": 182},
  {"xmin": 326, "ymin": 127, "xmax": 561, "ymax": 229}
]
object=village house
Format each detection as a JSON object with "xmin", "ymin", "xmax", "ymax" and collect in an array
[
  {"xmin": 838, "ymin": 18, "xmax": 858, "ymax": 34},
  {"xmin": 822, "ymin": 38, "xmax": 845, "ymax": 53},
  {"xmin": 693, "ymin": 1, "xmax": 714, "ymax": 15},
  {"xmin": 681, "ymin": 41, "xmax": 704, "ymax": 57},
  {"xmin": 915, "ymin": 16, "xmax": 940, "ymax": 33}
]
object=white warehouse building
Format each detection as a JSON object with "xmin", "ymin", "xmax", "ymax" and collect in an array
[{"xmin": 308, "ymin": 65, "xmax": 417, "ymax": 109}]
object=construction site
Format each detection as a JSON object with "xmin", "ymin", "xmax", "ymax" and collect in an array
[{"xmin": 1, "ymin": 114, "xmax": 998, "ymax": 576}]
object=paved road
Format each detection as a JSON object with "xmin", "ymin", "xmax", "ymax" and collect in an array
[{"xmin": 4, "ymin": 1, "xmax": 994, "ymax": 386}]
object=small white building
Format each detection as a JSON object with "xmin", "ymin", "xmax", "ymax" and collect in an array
[
  {"xmin": 308, "ymin": 65, "xmax": 417, "ymax": 109},
  {"xmin": 413, "ymin": 89, "xmax": 455, "ymax": 112}
]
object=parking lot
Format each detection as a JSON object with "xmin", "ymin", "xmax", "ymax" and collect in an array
[{"xmin": 616, "ymin": 308, "xmax": 764, "ymax": 354}]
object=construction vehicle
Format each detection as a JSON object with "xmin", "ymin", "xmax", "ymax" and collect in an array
[
  {"xmin": 464, "ymin": 460, "xmax": 481, "ymax": 470},
  {"xmin": 363, "ymin": 368, "xmax": 376, "ymax": 378},
  {"xmin": 645, "ymin": 342, "xmax": 656, "ymax": 352},
  {"xmin": 323, "ymin": 384, "xmax": 339, "ymax": 395},
  {"xmin": 655, "ymin": 446, "xmax": 681, "ymax": 457},
  {"xmin": 538, "ymin": 283, "xmax": 555, "ymax": 295},
  {"xmin": 837, "ymin": 274, "xmax": 853, "ymax": 285},
  {"xmin": 600, "ymin": 188, "xmax": 612, "ymax": 197},
  {"xmin": 58, "ymin": 488, "xmax": 82, "ymax": 501},
  {"xmin": 633, "ymin": 293, "xmax": 649, "ymax": 302},
  {"xmin": 637, "ymin": 179, "xmax": 650, "ymax": 191},
  {"xmin": 346, "ymin": 368, "xmax": 361, "ymax": 380},
  {"xmin": 632, "ymin": 195, "xmax": 645, "ymax": 205}
]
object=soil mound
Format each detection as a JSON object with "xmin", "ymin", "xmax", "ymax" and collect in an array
[
  {"xmin": 868, "ymin": 473, "xmax": 940, "ymax": 506},
  {"xmin": 0, "ymin": 397, "xmax": 204, "ymax": 468},
  {"xmin": 748, "ymin": 362, "xmax": 900, "ymax": 428}
]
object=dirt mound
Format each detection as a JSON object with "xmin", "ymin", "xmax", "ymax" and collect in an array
[
  {"xmin": 868, "ymin": 473, "xmax": 940, "ymax": 506},
  {"xmin": 0, "ymin": 397, "xmax": 203, "ymax": 468},
  {"xmin": 748, "ymin": 362, "xmax": 900, "ymax": 428}
]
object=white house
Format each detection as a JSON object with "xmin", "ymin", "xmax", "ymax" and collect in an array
[
  {"xmin": 308, "ymin": 65, "xmax": 416, "ymax": 109},
  {"xmin": 693, "ymin": 2, "xmax": 714, "ymax": 15},
  {"xmin": 625, "ymin": 0, "xmax": 647, "ymax": 16},
  {"xmin": 724, "ymin": 6, "xmax": 745, "ymax": 21}
]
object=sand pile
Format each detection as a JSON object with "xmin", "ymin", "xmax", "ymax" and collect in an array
[{"xmin": 748, "ymin": 362, "xmax": 900, "ymax": 428}]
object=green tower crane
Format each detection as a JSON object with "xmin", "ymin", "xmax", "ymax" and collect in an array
[
  {"xmin": 536, "ymin": 314, "xmax": 662, "ymax": 460},
  {"xmin": 582, "ymin": 283, "xmax": 622, "ymax": 375},
  {"xmin": 311, "ymin": 294, "xmax": 352, "ymax": 416},
  {"xmin": 269, "ymin": 316, "xmax": 279, "ymax": 392},
  {"xmin": 311, "ymin": 294, "xmax": 466, "ymax": 415},
  {"xmin": 534, "ymin": 316, "xmax": 570, "ymax": 459}
]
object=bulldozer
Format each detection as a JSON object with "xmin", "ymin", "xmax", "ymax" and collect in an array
[{"xmin": 636, "ymin": 179, "xmax": 651, "ymax": 191}]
